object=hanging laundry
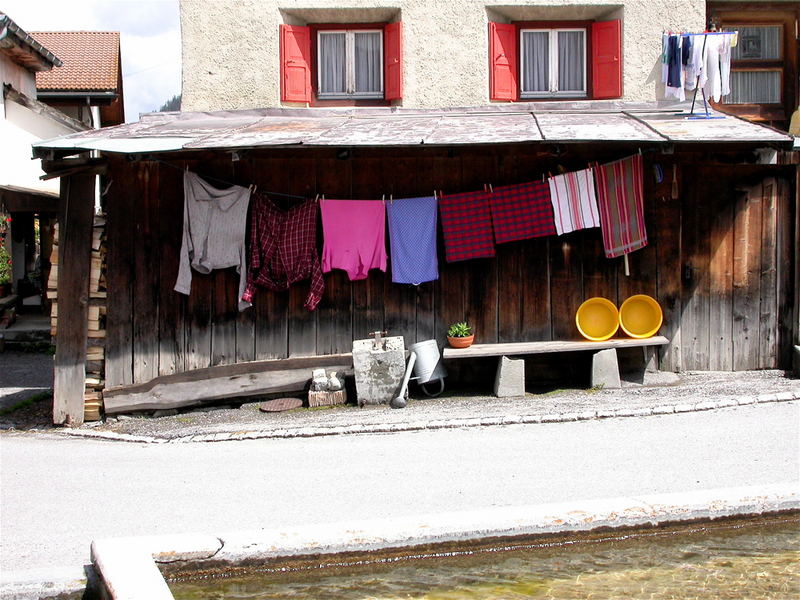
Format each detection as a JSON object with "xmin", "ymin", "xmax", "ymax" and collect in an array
[
  {"xmin": 488, "ymin": 180, "xmax": 556, "ymax": 243},
  {"xmin": 241, "ymin": 193, "xmax": 324, "ymax": 311},
  {"xmin": 174, "ymin": 171, "xmax": 251, "ymax": 311},
  {"xmin": 438, "ymin": 189, "xmax": 495, "ymax": 262},
  {"xmin": 386, "ymin": 196, "xmax": 439, "ymax": 285},
  {"xmin": 594, "ymin": 154, "xmax": 648, "ymax": 258},
  {"xmin": 321, "ymin": 199, "xmax": 387, "ymax": 281},
  {"xmin": 685, "ymin": 33, "xmax": 707, "ymax": 91},
  {"xmin": 547, "ymin": 168, "xmax": 600, "ymax": 236},
  {"xmin": 662, "ymin": 34, "xmax": 686, "ymax": 101}
]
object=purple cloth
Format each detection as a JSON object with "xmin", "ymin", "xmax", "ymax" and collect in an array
[{"xmin": 386, "ymin": 196, "xmax": 439, "ymax": 284}]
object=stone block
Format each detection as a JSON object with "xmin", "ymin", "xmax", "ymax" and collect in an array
[
  {"xmin": 494, "ymin": 356, "xmax": 525, "ymax": 397},
  {"xmin": 591, "ymin": 348, "xmax": 621, "ymax": 389},
  {"xmin": 352, "ymin": 336, "xmax": 406, "ymax": 406}
]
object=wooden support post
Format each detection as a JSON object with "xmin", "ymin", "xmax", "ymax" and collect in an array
[
  {"xmin": 794, "ymin": 166, "xmax": 800, "ymax": 375},
  {"xmin": 53, "ymin": 172, "xmax": 95, "ymax": 425}
]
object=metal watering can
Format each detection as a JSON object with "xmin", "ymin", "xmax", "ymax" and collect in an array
[{"xmin": 391, "ymin": 339, "xmax": 447, "ymax": 408}]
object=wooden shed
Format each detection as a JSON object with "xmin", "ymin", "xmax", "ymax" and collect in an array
[{"xmin": 33, "ymin": 103, "xmax": 799, "ymax": 424}]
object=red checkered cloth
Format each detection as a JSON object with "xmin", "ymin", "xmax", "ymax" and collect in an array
[
  {"xmin": 439, "ymin": 189, "xmax": 496, "ymax": 262},
  {"xmin": 242, "ymin": 193, "xmax": 324, "ymax": 310},
  {"xmin": 489, "ymin": 180, "xmax": 556, "ymax": 243}
]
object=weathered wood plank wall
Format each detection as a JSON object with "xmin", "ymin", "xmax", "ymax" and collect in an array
[{"xmin": 103, "ymin": 148, "xmax": 796, "ymax": 388}]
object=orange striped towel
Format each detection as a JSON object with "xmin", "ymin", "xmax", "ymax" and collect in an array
[{"xmin": 594, "ymin": 154, "xmax": 648, "ymax": 258}]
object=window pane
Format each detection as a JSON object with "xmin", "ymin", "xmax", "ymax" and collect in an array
[
  {"xmin": 724, "ymin": 70, "xmax": 781, "ymax": 104},
  {"xmin": 522, "ymin": 31, "xmax": 549, "ymax": 92},
  {"xmin": 730, "ymin": 26, "xmax": 781, "ymax": 60},
  {"xmin": 558, "ymin": 31, "xmax": 584, "ymax": 92},
  {"xmin": 319, "ymin": 33, "xmax": 346, "ymax": 94},
  {"xmin": 354, "ymin": 32, "xmax": 382, "ymax": 94}
]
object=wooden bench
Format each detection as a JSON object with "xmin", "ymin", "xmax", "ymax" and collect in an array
[{"xmin": 443, "ymin": 336, "xmax": 670, "ymax": 397}]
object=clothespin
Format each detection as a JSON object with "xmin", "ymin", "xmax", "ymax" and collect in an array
[
  {"xmin": 483, "ymin": 184, "xmax": 487, "ymax": 192},
  {"xmin": 390, "ymin": 194, "xmax": 393, "ymax": 204},
  {"xmin": 434, "ymin": 190, "xmax": 437, "ymax": 200},
  {"xmin": 314, "ymin": 194, "xmax": 319, "ymax": 203},
  {"xmin": 489, "ymin": 184, "xmax": 493, "ymax": 193},
  {"xmin": 382, "ymin": 194, "xmax": 385, "ymax": 202},
  {"xmin": 638, "ymin": 147, "xmax": 642, "ymax": 156}
]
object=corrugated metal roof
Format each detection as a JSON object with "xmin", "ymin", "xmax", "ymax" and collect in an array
[{"xmin": 32, "ymin": 102, "xmax": 794, "ymax": 156}]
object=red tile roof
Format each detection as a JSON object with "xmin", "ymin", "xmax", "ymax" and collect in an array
[{"xmin": 30, "ymin": 31, "xmax": 120, "ymax": 91}]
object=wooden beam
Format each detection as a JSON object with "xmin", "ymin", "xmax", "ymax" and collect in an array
[
  {"xmin": 53, "ymin": 172, "xmax": 96, "ymax": 425},
  {"xmin": 443, "ymin": 336, "xmax": 670, "ymax": 359},
  {"xmin": 102, "ymin": 353, "xmax": 353, "ymax": 414}
]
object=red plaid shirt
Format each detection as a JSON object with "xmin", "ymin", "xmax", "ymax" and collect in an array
[
  {"xmin": 438, "ymin": 190, "xmax": 496, "ymax": 262},
  {"xmin": 489, "ymin": 180, "xmax": 556, "ymax": 243},
  {"xmin": 242, "ymin": 194, "xmax": 324, "ymax": 310}
]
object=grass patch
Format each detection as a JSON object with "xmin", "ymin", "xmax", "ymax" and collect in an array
[{"xmin": 0, "ymin": 391, "xmax": 52, "ymax": 416}]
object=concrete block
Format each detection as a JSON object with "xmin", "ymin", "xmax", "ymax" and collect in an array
[
  {"xmin": 591, "ymin": 348, "xmax": 621, "ymax": 389},
  {"xmin": 352, "ymin": 336, "xmax": 406, "ymax": 406},
  {"xmin": 494, "ymin": 356, "xmax": 525, "ymax": 397}
]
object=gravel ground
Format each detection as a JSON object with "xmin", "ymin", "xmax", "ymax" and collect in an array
[
  {"xmin": 77, "ymin": 370, "xmax": 799, "ymax": 440},
  {"xmin": 1, "ymin": 348, "xmax": 798, "ymax": 440}
]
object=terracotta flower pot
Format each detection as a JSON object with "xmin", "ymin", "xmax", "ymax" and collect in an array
[{"xmin": 447, "ymin": 334, "xmax": 474, "ymax": 349}]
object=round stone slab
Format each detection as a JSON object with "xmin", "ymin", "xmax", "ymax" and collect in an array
[{"xmin": 259, "ymin": 397, "xmax": 303, "ymax": 413}]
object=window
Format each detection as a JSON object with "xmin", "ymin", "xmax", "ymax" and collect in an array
[
  {"xmin": 280, "ymin": 22, "xmax": 402, "ymax": 104},
  {"xmin": 489, "ymin": 20, "xmax": 621, "ymax": 102},
  {"xmin": 707, "ymin": 2, "xmax": 798, "ymax": 128},
  {"xmin": 520, "ymin": 29, "xmax": 586, "ymax": 97},
  {"xmin": 318, "ymin": 30, "xmax": 383, "ymax": 99},
  {"xmin": 722, "ymin": 25, "xmax": 782, "ymax": 105}
]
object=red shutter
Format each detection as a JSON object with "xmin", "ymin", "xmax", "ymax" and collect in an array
[
  {"xmin": 489, "ymin": 22, "xmax": 517, "ymax": 101},
  {"xmin": 384, "ymin": 22, "xmax": 403, "ymax": 100},
  {"xmin": 591, "ymin": 20, "xmax": 622, "ymax": 99},
  {"xmin": 280, "ymin": 24, "xmax": 311, "ymax": 103}
]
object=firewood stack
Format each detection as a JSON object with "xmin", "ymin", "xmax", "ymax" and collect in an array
[{"xmin": 47, "ymin": 215, "xmax": 108, "ymax": 421}]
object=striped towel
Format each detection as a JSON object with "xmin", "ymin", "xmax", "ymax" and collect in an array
[
  {"xmin": 594, "ymin": 154, "xmax": 648, "ymax": 258},
  {"xmin": 438, "ymin": 190, "xmax": 496, "ymax": 262},
  {"xmin": 547, "ymin": 168, "xmax": 600, "ymax": 235},
  {"xmin": 489, "ymin": 181, "xmax": 556, "ymax": 243}
]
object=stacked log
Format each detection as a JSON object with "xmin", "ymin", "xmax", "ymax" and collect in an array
[{"xmin": 48, "ymin": 215, "xmax": 107, "ymax": 421}]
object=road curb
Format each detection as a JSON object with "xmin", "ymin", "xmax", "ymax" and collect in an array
[
  {"xmin": 89, "ymin": 483, "xmax": 799, "ymax": 599},
  {"xmin": 52, "ymin": 389, "xmax": 800, "ymax": 444}
]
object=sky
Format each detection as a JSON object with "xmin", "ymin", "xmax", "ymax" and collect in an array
[{"xmin": 3, "ymin": 0, "xmax": 181, "ymax": 123}]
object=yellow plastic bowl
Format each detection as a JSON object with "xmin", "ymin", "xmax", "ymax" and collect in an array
[
  {"xmin": 575, "ymin": 297, "xmax": 619, "ymax": 341},
  {"xmin": 619, "ymin": 294, "xmax": 663, "ymax": 338}
]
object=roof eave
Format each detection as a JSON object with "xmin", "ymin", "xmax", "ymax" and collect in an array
[{"xmin": 0, "ymin": 15, "xmax": 62, "ymax": 71}]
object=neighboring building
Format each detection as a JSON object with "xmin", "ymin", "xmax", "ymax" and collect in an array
[
  {"xmin": 31, "ymin": 30, "xmax": 125, "ymax": 128},
  {"xmin": 707, "ymin": 1, "xmax": 799, "ymax": 131},
  {"xmin": 0, "ymin": 12, "xmax": 86, "ymax": 302},
  {"xmin": 180, "ymin": 0, "xmax": 706, "ymax": 111}
]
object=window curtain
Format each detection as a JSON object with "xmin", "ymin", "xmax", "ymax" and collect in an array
[
  {"xmin": 731, "ymin": 26, "xmax": 781, "ymax": 60},
  {"xmin": 558, "ymin": 31, "xmax": 584, "ymax": 92},
  {"xmin": 354, "ymin": 32, "xmax": 382, "ymax": 93},
  {"xmin": 319, "ymin": 33, "xmax": 346, "ymax": 94},
  {"xmin": 725, "ymin": 71, "xmax": 781, "ymax": 104},
  {"xmin": 522, "ymin": 31, "xmax": 549, "ymax": 92}
]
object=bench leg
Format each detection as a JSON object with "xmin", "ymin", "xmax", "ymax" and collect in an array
[
  {"xmin": 591, "ymin": 348, "xmax": 621, "ymax": 389},
  {"xmin": 494, "ymin": 356, "xmax": 525, "ymax": 397}
]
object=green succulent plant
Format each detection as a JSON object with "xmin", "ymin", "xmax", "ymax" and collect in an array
[{"xmin": 447, "ymin": 321, "xmax": 472, "ymax": 338}]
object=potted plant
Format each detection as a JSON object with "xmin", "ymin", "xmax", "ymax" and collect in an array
[
  {"xmin": 0, "ymin": 245, "xmax": 11, "ymax": 298},
  {"xmin": 447, "ymin": 321, "xmax": 474, "ymax": 349}
]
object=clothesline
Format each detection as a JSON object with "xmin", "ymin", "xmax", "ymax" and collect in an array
[{"xmin": 154, "ymin": 159, "xmax": 308, "ymax": 200}]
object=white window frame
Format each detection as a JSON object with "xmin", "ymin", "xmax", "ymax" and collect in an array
[
  {"xmin": 317, "ymin": 29, "xmax": 384, "ymax": 100},
  {"xmin": 519, "ymin": 28, "xmax": 587, "ymax": 98}
]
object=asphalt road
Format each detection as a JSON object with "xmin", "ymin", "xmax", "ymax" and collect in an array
[{"xmin": 1, "ymin": 401, "xmax": 798, "ymax": 584}]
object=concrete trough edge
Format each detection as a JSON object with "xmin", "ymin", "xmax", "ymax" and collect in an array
[{"xmin": 87, "ymin": 483, "xmax": 799, "ymax": 600}]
